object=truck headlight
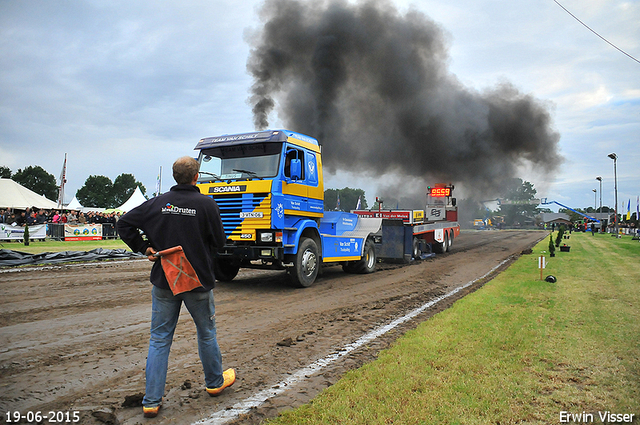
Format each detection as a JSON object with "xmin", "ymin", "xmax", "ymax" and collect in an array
[{"xmin": 260, "ymin": 232, "xmax": 273, "ymax": 242}]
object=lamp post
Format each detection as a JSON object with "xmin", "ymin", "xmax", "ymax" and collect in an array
[
  {"xmin": 592, "ymin": 189, "xmax": 597, "ymax": 212},
  {"xmin": 595, "ymin": 176, "xmax": 602, "ymax": 214},
  {"xmin": 608, "ymin": 153, "xmax": 618, "ymax": 236},
  {"xmin": 596, "ymin": 176, "xmax": 603, "ymax": 233}
]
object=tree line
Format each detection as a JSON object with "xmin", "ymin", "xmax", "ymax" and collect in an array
[
  {"xmin": 1, "ymin": 165, "xmax": 146, "ymax": 209},
  {"xmin": 324, "ymin": 187, "xmax": 368, "ymax": 211}
]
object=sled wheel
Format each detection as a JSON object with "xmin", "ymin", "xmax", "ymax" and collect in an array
[{"xmin": 412, "ymin": 237, "xmax": 422, "ymax": 259}]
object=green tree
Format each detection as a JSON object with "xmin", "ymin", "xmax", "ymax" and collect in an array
[
  {"xmin": 77, "ymin": 175, "xmax": 115, "ymax": 208},
  {"xmin": 0, "ymin": 166, "xmax": 11, "ymax": 178},
  {"xmin": 324, "ymin": 187, "xmax": 367, "ymax": 211},
  {"xmin": 12, "ymin": 165, "xmax": 58, "ymax": 201},
  {"xmin": 498, "ymin": 178, "xmax": 539, "ymax": 226},
  {"xmin": 113, "ymin": 173, "xmax": 146, "ymax": 206}
]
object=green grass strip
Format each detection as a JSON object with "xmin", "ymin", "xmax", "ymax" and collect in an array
[{"xmin": 269, "ymin": 233, "xmax": 640, "ymax": 424}]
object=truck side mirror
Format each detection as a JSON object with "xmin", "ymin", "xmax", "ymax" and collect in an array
[
  {"xmin": 451, "ymin": 198, "xmax": 457, "ymax": 207},
  {"xmin": 290, "ymin": 159, "xmax": 302, "ymax": 181}
]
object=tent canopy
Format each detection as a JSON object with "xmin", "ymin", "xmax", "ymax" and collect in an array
[
  {"xmin": 66, "ymin": 196, "xmax": 83, "ymax": 210},
  {"xmin": 118, "ymin": 186, "xmax": 147, "ymax": 212},
  {"xmin": 0, "ymin": 178, "xmax": 59, "ymax": 209},
  {"xmin": 66, "ymin": 195, "xmax": 106, "ymax": 213}
]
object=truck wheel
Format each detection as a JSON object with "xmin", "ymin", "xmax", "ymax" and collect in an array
[
  {"xmin": 446, "ymin": 231, "xmax": 453, "ymax": 252},
  {"xmin": 291, "ymin": 237, "xmax": 319, "ymax": 288},
  {"xmin": 433, "ymin": 236, "xmax": 445, "ymax": 254},
  {"xmin": 443, "ymin": 231, "xmax": 450, "ymax": 252},
  {"xmin": 354, "ymin": 239, "xmax": 376, "ymax": 274},
  {"xmin": 342, "ymin": 262, "xmax": 357, "ymax": 273},
  {"xmin": 214, "ymin": 258, "xmax": 240, "ymax": 282},
  {"xmin": 412, "ymin": 237, "xmax": 422, "ymax": 259}
]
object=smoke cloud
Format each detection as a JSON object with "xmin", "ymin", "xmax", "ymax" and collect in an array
[{"xmin": 247, "ymin": 0, "xmax": 563, "ymax": 196}]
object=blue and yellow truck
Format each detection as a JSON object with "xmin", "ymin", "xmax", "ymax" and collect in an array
[{"xmin": 195, "ymin": 129, "xmax": 459, "ymax": 287}]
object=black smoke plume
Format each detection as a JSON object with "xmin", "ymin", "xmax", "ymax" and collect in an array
[{"xmin": 247, "ymin": 0, "xmax": 563, "ymax": 196}]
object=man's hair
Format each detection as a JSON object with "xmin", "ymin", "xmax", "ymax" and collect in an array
[{"xmin": 173, "ymin": 156, "xmax": 200, "ymax": 185}]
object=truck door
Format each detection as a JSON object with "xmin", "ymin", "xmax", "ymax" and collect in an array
[
  {"xmin": 283, "ymin": 146, "xmax": 309, "ymax": 215},
  {"xmin": 305, "ymin": 151, "xmax": 323, "ymax": 215}
]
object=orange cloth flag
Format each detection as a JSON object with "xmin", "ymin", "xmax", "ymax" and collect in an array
[{"xmin": 156, "ymin": 246, "xmax": 204, "ymax": 295}]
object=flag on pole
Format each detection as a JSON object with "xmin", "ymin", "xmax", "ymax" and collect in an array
[
  {"xmin": 626, "ymin": 199, "xmax": 631, "ymax": 221},
  {"xmin": 637, "ymin": 196, "xmax": 639, "ymax": 220},
  {"xmin": 336, "ymin": 192, "xmax": 341, "ymax": 211},
  {"xmin": 57, "ymin": 153, "xmax": 67, "ymax": 209},
  {"xmin": 155, "ymin": 166, "xmax": 162, "ymax": 197},
  {"xmin": 355, "ymin": 195, "xmax": 361, "ymax": 210}
]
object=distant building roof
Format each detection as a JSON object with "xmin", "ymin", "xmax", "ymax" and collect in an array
[
  {"xmin": 590, "ymin": 212, "xmax": 613, "ymax": 221},
  {"xmin": 540, "ymin": 213, "xmax": 571, "ymax": 224}
]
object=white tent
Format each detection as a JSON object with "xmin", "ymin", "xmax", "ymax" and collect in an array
[
  {"xmin": 66, "ymin": 195, "xmax": 106, "ymax": 213},
  {"xmin": 0, "ymin": 178, "xmax": 59, "ymax": 209},
  {"xmin": 118, "ymin": 186, "xmax": 148, "ymax": 212},
  {"xmin": 66, "ymin": 196, "xmax": 83, "ymax": 210}
]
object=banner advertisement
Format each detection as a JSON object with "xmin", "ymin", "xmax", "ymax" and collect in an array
[
  {"xmin": 64, "ymin": 224, "xmax": 102, "ymax": 241},
  {"xmin": 0, "ymin": 224, "xmax": 47, "ymax": 241}
]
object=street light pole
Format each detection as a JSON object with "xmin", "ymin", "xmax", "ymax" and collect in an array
[
  {"xmin": 593, "ymin": 189, "xmax": 597, "ymax": 212},
  {"xmin": 596, "ymin": 176, "xmax": 603, "ymax": 233},
  {"xmin": 596, "ymin": 176, "xmax": 602, "ymax": 214},
  {"xmin": 608, "ymin": 153, "xmax": 618, "ymax": 236}
]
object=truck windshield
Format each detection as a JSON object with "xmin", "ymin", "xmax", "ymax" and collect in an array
[{"xmin": 198, "ymin": 142, "xmax": 282, "ymax": 181}]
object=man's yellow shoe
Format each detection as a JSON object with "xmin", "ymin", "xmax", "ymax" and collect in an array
[
  {"xmin": 206, "ymin": 368, "xmax": 236, "ymax": 396},
  {"xmin": 142, "ymin": 404, "xmax": 161, "ymax": 418}
]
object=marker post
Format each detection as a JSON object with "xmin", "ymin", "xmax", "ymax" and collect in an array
[{"xmin": 538, "ymin": 255, "xmax": 546, "ymax": 280}]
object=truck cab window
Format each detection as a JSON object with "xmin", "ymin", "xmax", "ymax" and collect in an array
[{"xmin": 284, "ymin": 148, "xmax": 304, "ymax": 180}]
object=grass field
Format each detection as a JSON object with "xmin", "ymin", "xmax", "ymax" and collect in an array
[
  {"xmin": 0, "ymin": 239, "xmax": 129, "ymax": 254},
  {"xmin": 268, "ymin": 232, "xmax": 640, "ymax": 424}
]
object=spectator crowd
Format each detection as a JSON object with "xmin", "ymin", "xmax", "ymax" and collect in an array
[{"xmin": 1, "ymin": 208, "xmax": 122, "ymax": 227}]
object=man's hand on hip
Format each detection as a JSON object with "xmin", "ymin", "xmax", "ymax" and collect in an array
[{"xmin": 145, "ymin": 247, "xmax": 159, "ymax": 262}]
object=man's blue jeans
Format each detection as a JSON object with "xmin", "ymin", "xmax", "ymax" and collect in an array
[{"xmin": 143, "ymin": 286, "xmax": 224, "ymax": 407}]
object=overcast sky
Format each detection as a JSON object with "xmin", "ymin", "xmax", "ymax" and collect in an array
[{"xmin": 1, "ymin": 0, "xmax": 638, "ymax": 213}]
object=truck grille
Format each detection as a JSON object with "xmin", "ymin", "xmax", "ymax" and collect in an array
[{"xmin": 211, "ymin": 193, "xmax": 271, "ymax": 236}]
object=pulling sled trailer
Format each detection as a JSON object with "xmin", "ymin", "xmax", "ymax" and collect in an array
[{"xmin": 352, "ymin": 184, "xmax": 460, "ymax": 261}]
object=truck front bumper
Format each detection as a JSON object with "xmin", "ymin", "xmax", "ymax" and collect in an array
[{"xmin": 218, "ymin": 244, "xmax": 286, "ymax": 262}]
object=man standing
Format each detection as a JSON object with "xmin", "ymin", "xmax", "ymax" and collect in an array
[{"xmin": 117, "ymin": 156, "xmax": 235, "ymax": 418}]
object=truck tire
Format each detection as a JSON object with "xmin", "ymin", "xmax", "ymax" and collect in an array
[
  {"xmin": 412, "ymin": 237, "xmax": 422, "ymax": 259},
  {"xmin": 353, "ymin": 239, "xmax": 376, "ymax": 274},
  {"xmin": 443, "ymin": 231, "xmax": 450, "ymax": 253},
  {"xmin": 214, "ymin": 258, "xmax": 240, "ymax": 282},
  {"xmin": 342, "ymin": 262, "xmax": 357, "ymax": 273},
  {"xmin": 446, "ymin": 231, "xmax": 453, "ymax": 252},
  {"xmin": 433, "ymin": 235, "xmax": 445, "ymax": 254},
  {"xmin": 291, "ymin": 237, "xmax": 319, "ymax": 288}
]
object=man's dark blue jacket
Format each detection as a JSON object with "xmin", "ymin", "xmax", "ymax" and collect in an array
[{"xmin": 117, "ymin": 184, "xmax": 227, "ymax": 291}]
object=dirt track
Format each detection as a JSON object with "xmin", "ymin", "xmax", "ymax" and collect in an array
[{"xmin": 0, "ymin": 230, "xmax": 544, "ymax": 424}]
